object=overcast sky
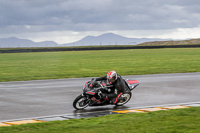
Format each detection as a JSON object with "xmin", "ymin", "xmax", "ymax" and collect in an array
[{"xmin": 1, "ymin": 0, "xmax": 200, "ymax": 44}]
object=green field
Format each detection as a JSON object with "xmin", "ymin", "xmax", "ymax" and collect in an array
[
  {"xmin": 0, "ymin": 48, "xmax": 200, "ymax": 82},
  {"xmin": 0, "ymin": 107, "xmax": 200, "ymax": 133}
]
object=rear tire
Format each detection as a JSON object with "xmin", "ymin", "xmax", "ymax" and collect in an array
[
  {"xmin": 115, "ymin": 92, "xmax": 132, "ymax": 106},
  {"xmin": 73, "ymin": 94, "xmax": 91, "ymax": 110}
]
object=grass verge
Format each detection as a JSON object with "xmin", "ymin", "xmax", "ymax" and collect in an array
[
  {"xmin": 0, "ymin": 107, "xmax": 200, "ymax": 133},
  {"xmin": 0, "ymin": 48, "xmax": 200, "ymax": 82}
]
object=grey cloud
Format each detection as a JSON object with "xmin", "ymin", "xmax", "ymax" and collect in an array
[{"xmin": 0, "ymin": 0, "xmax": 200, "ymax": 34}]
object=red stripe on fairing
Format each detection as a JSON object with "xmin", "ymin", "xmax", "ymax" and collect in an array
[
  {"xmin": 84, "ymin": 82, "xmax": 87, "ymax": 88},
  {"xmin": 127, "ymin": 80, "xmax": 139, "ymax": 84},
  {"xmin": 87, "ymin": 92, "xmax": 95, "ymax": 95},
  {"xmin": 114, "ymin": 93, "xmax": 122, "ymax": 104}
]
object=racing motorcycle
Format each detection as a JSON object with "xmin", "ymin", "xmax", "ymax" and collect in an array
[{"xmin": 73, "ymin": 79, "xmax": 139, "ymax": 110}]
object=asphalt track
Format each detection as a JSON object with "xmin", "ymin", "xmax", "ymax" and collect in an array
[{"xmin": 0, "ymin": 72, "xmax": 200, "ymax": 122}]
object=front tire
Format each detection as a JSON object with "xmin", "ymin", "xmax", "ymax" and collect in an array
[
  {"xmin": 73, "ymin": 94, "xmax": 91, "ymax": 110},
  {"xmin": 115, "ymin": 92, "xmax": 132, "ymax": 106}
]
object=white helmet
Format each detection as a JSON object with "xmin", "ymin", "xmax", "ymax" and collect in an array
[{"xmin": 107, "ymin": 70, "xmax": 117, "ymax": 83}]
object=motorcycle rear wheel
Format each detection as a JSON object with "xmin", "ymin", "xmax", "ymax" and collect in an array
[
  {"xmin": 73, "ymin": 94, "xmax": 91, "ymax": 110},
  {"xmin": 115, "ymin": 92, "xmax": 132, "ymax": 106}
]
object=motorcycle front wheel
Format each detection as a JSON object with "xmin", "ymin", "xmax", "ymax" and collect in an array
[
  {"xmin": 115, "ymin": 92, "xmax": 132, "ymax": 106},
  {"xmin": 73, "ymin": 94, "xmax": 91, "ymax": 110}
]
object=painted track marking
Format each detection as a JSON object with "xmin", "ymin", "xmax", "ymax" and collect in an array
[{"xmin": 0, "ymin": 105, "xmax": 194, "ymax": 127}]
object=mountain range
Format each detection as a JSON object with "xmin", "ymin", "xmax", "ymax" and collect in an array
[
  {"xmin": 63, "ymin": 33, "xmax": 168, "ymax": 46},
  {"xmin": 0, "ymin": 37, "xmax": 58, "ymax": 48},
  {"xmin": 0, "ymin": 33, "xmax": 170, "ymax": 48}
]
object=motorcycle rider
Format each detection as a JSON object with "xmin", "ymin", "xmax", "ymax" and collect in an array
[{"xmin": 90, "ymin": 70, "xmax": 129, "ymax": 104}]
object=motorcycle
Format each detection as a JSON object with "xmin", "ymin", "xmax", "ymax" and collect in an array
[{"xmin": 73, "ymin": 79, "xmax": 139, "ymax": 110}]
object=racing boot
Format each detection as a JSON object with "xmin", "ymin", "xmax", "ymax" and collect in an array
[{"xmin": 113, "ymin": 93, "xmax": 123, "ymax": 104}]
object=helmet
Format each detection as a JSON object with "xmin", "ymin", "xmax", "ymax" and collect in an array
[{"xmin": 107, "ymin": 70, "xmax": 117, "ymax": 83}]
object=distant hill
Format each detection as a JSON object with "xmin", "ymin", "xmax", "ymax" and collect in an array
[
  {"xmin": 0, "ymin": 33, "xmax": 172, "ymax": 48},
  {"xmin": 138, "ymin": 38, "xmax": 200, "ymax": 46},
  {"xmin": 63, "ymin": 33, "xmax": 168, "ymax": 46},
  {"xmin": 0, "ymin": 37, "xmax": 58, "ymax": 48}
]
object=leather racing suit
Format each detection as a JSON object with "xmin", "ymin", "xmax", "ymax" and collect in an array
[{"xmin": 93, "ymin": 75, "xmax": 129, "ymax": 104}]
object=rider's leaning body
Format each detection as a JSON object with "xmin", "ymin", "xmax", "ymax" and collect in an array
[{"xmin": 91, "ymin": 71, "xmax": 129, "ymax": 104}]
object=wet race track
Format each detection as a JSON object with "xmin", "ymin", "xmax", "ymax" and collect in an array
[{"xmin": 0, "ymin": 73, "xmax": 200, "ymax": 121}]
